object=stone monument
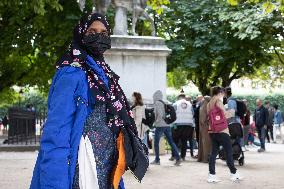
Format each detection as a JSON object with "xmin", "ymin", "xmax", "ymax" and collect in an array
[{"xmin": 79, "ymin": 0, "xmax": 170, "ymax": 103}]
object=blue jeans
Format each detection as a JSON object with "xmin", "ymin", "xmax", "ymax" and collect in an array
[
  {"xmin": 142, "ymin": 132, "xmax": 148, "ymax": 148},
  {"xmin": 257, "ymin": 127, "xmax": 266, "ymax": 149},
  {"xmin": 154, "ymin": 127, "xmax": 180, "ymax": 162}
]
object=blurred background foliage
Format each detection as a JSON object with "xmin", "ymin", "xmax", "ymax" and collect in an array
[{"xmin": 167, "ymin": 93, "xmax": 284, "ymax": 113}]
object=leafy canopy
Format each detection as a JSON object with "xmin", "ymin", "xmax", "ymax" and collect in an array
[{"xmin": 158, "ymin": 0, "xmax": 283, "ymax": 95}]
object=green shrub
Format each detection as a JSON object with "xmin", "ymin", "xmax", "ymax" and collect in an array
[
  {"xmin": 167, "ymin": 93, "xmax": 284, "ymax": 113},
  {"xmin": 234, "ymin": 94, "xmax": 284, "ymax": 113}
]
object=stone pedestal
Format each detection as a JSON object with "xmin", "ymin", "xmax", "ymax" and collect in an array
[
  {"xmin": 104, "ymin": 35, "xmax": 171, "ymax": 103},
  {"xmin": 113, "ymin": 7, "xmax": 128, "ymax": 35}
]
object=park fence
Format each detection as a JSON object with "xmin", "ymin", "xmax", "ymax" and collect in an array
[{"xmin": 7, "ymin": 108, "xmax": 46, "ymax": 145}]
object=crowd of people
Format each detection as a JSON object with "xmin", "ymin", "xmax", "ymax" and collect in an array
[{"xmin": 130, "ymin": 86, "xmax": 284, "ymax": 183}]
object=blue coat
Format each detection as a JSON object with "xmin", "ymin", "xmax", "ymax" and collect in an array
[
  {"xmin": 30, "ymin": 66, "xmax": 90, "ymax": 189},
  {"xmin": 274, "ymin": 110, "xmax": 283, "ymax": 125}
]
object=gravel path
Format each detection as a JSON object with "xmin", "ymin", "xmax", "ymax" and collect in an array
[{"xmin": 0, "ymin": 143, "xmax": 284, "ymax": 189}]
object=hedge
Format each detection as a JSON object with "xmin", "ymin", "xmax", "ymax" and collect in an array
[{"xmin": 167, "ymin": 93, "xmax": 284, "ymax": 113}]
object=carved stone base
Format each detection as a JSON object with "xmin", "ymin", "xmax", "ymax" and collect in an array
[{"xmin": 104, "ymin": 35, "xmax": 171, "ymax": 103}]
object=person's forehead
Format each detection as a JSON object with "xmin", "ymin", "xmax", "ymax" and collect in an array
[{"xmin": 89, "ymin": 21, "xmax": 107, "ymax": 29}]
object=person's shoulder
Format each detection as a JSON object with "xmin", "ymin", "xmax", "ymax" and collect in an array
[
  {"xmin": 216, "ymin": 98, "xmax": 224, "ymax": 106},
  {"xmin": 154, "ymin": 100, "xmax": 165, "ymax": 108},
  {"xmin": 135, "ymin": 105, "xmax": 145, "ymax": 109},
  {"xmin": 56, "ymin": 67, "xmax": 86, "ymax": 84},
  {"xmin": 228, "ymin": 97, "xmax": 236, "ymax": 102},
  {"xmin": 52, "ymin": 67, "xmax": 87, "ymax": 94}
]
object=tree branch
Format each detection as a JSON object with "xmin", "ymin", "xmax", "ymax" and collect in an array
[{"xmin": 274, "ymin": 48, "xmax": 284, "ymax": 65}]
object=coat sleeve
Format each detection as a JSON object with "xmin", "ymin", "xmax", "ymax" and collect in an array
[{"xmin": 39, "ymin": 68, "xmax": 80, "ymax": 189}]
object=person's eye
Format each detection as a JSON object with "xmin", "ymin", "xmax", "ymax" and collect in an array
[
  {"xmin": 101, "ymin": 32, "xmax": 109, "ymax": 36},
  {"xmin": 86, "ymin": 30, "xmax": 96, "ymax": 35}
]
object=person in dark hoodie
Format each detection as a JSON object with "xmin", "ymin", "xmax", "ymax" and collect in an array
[
  {"xmin": 254, "ymin": 99, "xmax": 268, "ymax": 152},
  {"xmin": 150, "ymin": 90, "xmax": 181, "ymax": 166}
]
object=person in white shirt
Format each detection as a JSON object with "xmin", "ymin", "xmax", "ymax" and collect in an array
[{"xmin": 171, "ymin": 92, "xmax": 195, "ymax": 161}]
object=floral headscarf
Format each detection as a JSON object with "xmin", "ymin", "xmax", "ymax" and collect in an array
[{"xmin": 56, "ymin": 13, "xmax": 137, "ymax": 135}]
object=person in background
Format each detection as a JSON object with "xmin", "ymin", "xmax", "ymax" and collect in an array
[
  {"xmin": 186, "ymin": 96, "xmax": 192, "ymax": 103},
  {"xmin": 242, "ymin": 99, "xmax": 251, "ymax": 147},
  {"xmin": 2, "ymin": 115, "xmax": 8, "ymax": 131},
  {"xmin": 151, "ymin": 90, "xmax": 181, "ymax": 166},
  {"xmin": 207, "ymin": 86, "xmax": 241, "ymax": 183},
  {"xmin": 254, "ymin": 99, "xmax": 268, "ymax": 152},
  {"xmin": 170, "ymin": 92, "xmax": 195, "ymax": 161},
  {"xmin": 132, "ymin": 92, "xmax": 149, "ymax": 147},
  {"xmin": 265, "ymin": 101, "xmax": 274, "ymax": 143},
  {"xmin": 225, "ymin": 87, "xmax": 244, "ymax": 150},
  {"xmin": 197, "ymin": 96, "xmax": 211, "ymax": 163},
  {"xmin": 273, "ymin": 104, "xmax": 283, "ymax": 143},
  {"xmin": 26, "ymin": 104, "xmax": 35, "ymax": 112},
  {"xmin": 225, "ymin": 87, "xmax": 241, "ymax": 124},
  {"xmin": 194, "ymin": 95, "xmax": 204, "ymax": 145},
  {"xmin": 247, "ymin": 121, "xmax": 261, "ymax": 147}
]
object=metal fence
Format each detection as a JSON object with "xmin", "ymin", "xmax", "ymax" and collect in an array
[{"xmin": 7, "ymin": 108, "xmax": 46, "ymax": 145}]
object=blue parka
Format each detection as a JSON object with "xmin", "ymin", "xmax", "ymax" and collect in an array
[{"xmin": 30, "ymin": 66, "xmax": 91, "ymax": 189}]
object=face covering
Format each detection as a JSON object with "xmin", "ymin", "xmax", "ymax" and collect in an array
[{"xmin": 82, "ymin": 32, "xmax": 111, "ymax": 55}]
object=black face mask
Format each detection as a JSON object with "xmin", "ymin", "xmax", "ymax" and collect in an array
[{"xmin": 82, "ymin": 33, "xmax": 111, "ymax": 55}]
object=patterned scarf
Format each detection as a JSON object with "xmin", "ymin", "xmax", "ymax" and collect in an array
[{"xmin": 56, "ymin": 13, "xmax": 137, "ymax": 135}]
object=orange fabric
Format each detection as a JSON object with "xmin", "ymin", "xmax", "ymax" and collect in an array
[{"xmin": 112, "ymin": 131, "xmax": 126, "ymax": 189}]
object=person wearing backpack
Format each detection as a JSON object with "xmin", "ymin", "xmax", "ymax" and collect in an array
[
  {"xmin": 225, "ymin": 87, "xmax": 241, "ymax": 124},
  {"xmin": 170, "ymin": 92, "xmax": 195, "ymax": 161},
  {"xmin": 132, "ymin": 92, "xmax": 149, "ymax": 147},
  {"xmin": 273, "ymin": 104, "xmax": 283, "ymax": 143},
  {"xmin": 225, "ymin": 87, "xmax": 246, "ymax": 150},
  {"xmin": 207, "ymin": 86, "xmax": 241, "ymax": 183},
  {"xmin": 150, "ymin": 90, "xmax": 181, "ymax": 166}
]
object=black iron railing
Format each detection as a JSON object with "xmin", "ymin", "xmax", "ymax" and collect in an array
[{"xmin": 7, "ymin": 108, "xmax": 46, "ymax": 145}]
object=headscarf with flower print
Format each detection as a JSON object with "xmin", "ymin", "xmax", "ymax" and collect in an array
[{"xmin": 56, "ymin": 13, "xmax": 137, "ymax": 135}]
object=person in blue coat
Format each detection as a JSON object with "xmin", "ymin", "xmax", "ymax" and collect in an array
[{"xmin": 30, "ymin": 13, "xmax": 138, "ymax": 189}]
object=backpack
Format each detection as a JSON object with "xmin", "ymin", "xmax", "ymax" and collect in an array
[
  {"xmin": 142, "ymin": 108, "xmax": 155, "ymax": 129},
  {"xmin": 208, "ymin": 104, "xmax": 228, "ymax": 133},
  {"xmin": 235, "ymin": 100, "xmax": 247, "ymax": 119},
  {"xmin": 159, "ymin": 100, "xmax": 177, "ymax": 124}
]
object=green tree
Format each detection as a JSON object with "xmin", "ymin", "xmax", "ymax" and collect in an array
[
  {"xmin": 0, "ymin": 0, "xmax": 167, "ymax": 97},
  {"xmin": 158, "ymin": 0, "xmax": 283, "ymax": 95},
  {"xmin": 0, "ymin": 0, "xmax": 88, "ymax": 95},
  {"xmin": 227, "ymin": 0, "xmax": 284, "ymax": 13}
]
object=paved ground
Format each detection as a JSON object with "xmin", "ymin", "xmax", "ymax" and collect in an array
[{"xmin": 0, "ymin": 143, "xmax": 284, "ymax": 189}]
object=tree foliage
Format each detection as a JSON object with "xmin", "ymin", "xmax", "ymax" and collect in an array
[
  {"xmin": 158, "ymin": 0, "xmax": 283, "ymax": 95},
  {"xmin": 0, "ymin": 0, "xmax": 168, "ymax": 97},
  {"xmin": 227, "ymin": 0, "xmax": 284, "ymax": 13},
  {"xmin": 0, "ymin": 0, "xmax": 85, "ymax": 95}
]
